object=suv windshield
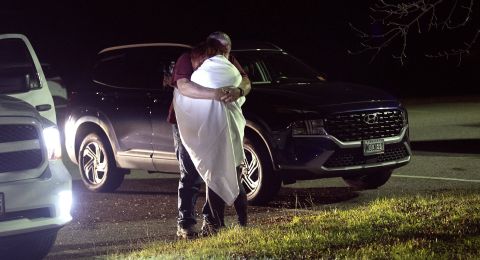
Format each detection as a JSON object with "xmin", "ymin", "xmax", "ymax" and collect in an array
[
  {"xmin": 0, "ymin": 38, "xmax": 38, "ymax": 94},
  {"xmin": 233, "ymin": 51, "xmax": 322, "ymax": 84}
]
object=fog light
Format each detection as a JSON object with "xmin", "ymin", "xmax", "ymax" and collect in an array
[{"xmin": 57, "ymin": 190, "xmax": 72, "ymax": 221}]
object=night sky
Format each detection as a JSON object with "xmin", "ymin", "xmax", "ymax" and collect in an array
[{"xmin": 1, "ymin": 1, "xmax": 478, "ymax": 97}]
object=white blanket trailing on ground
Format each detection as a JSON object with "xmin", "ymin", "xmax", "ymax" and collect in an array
[{"xmin": 173, "ymin": 55, "xmax": 245, "ymax": 206}]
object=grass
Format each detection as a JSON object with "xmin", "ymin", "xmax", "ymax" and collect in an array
[{"xmin": 115, "ymin": 191, "xmax": 480, "ymax": 259}]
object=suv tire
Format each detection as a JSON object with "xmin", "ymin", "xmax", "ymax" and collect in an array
[
  {"xmin": 78, "ymin": 133, "xmax": 126, "ymax": 192},
  {"xmin": 342, "ymin": 170, "xmax": 393, "ymax": 189},
  {"xmin": 242, "ymin": 135, "xmax": 281, "ymax": 205}
]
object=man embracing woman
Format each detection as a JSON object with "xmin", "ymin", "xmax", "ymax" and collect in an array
[{"xmin": 170, "ymin": 32, "xmax": 251, "ymax": 238}]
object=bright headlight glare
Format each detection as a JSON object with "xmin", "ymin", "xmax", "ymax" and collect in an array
[
  {"xmin": 292, "ymin": 119, "xmax": 326, "ymax": 136},
  {"xmin": 58, "ymin": 190, "xmax": 73, "ymax": 221},
  {"xmin": 43, "ymin": 126, "xmax": 62, "ymax": 160}
]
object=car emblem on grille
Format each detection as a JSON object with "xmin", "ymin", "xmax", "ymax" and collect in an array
[{"xmin": 363, "ymin": 113, "xmax": 379, "ymax": 124}]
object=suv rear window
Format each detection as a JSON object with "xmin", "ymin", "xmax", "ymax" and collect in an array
[{"xmin": 0, "ymin": 38, "xmax": 38, "ymax": 94}]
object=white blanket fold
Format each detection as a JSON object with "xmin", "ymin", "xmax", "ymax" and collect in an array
[{"xmin": 173, "ymin": 55, "xmax": 245, "ymax": 206}]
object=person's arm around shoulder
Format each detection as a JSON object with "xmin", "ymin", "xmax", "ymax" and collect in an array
[
  {"xmin": 177, "ymin": 78, "xmax": 225, "ymax": 100},
  {"xmin": 173, "ymin": 52, "xmax": 224, "ymax": 100}
]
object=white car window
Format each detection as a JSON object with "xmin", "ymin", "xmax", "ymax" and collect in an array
[{"xmin": 0, "ymin": 34, "xmax": 56, "ymax": 123}]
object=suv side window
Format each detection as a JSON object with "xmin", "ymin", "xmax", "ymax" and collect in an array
[
  {"xmin": 93, "ymin": 47, "xmax": 185, "ymax": 90},
  {"xmin": 234, "ymin": 53, "xmax": 270, "ymax": 84},
  {"xmin": 0, "ymin": 38, "xmax": 39, "ymax": 94},
  {"xmin": 93, "ymin": 52, "xmax": 160, "ymax": 89},
  {"xmin": 260, "ymin": 52, "xmax": 319, "ymax": 82}
]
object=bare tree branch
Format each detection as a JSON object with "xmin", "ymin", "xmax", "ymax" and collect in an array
[
  {"xmin": 350, "ymin": 0, "xmax": 478, "ymax": 65},
  {"xmin": 443, "ymin": 0, "xmax": 474, "ymax": 29},
  {"xmin": 425, "ymin": 28, "xmax": 480, "ymax": 66}
]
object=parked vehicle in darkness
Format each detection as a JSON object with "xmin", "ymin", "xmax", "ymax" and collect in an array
[{"xmin": 65, "ymin": 42, "xmax": 411, "ymax": 205}]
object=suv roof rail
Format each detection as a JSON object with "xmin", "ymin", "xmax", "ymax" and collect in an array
[
  {"xmin": 98, "ymin": 43, "xmax": 192, "ymax": 54},
  {"xmin": 231, "ymin": 41, "xmax": 283, "ymax": 51}
]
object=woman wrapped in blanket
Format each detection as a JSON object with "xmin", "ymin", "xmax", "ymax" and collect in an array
[{"xmin": 173, "ymin": 38, "xmax": 247, "ymax": 231}]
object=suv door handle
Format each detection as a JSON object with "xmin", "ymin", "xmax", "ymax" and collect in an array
[{"xmin": 36, "ymin": 104, "xmax": 52, "ymax": 111}]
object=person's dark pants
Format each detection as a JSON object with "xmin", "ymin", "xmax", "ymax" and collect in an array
[
  {"xmin": 173, "ymin": 124, "xmax": 203, "ymax": 229},
  {"xmin": 202, "ymin": 166, "xmax": 248, "ymax": 227},
  {"xmin": 173, "ymin": 124, "xmax": 247, "ymax": 228}
]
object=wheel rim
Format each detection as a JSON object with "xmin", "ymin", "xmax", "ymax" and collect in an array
[
  {"xmin": 241, "ymin": 145, "xmax": 262, "ymax": 198},
  {"xmin": 81, "ymin": 141, "xmax": 107, "ymax": 185}
]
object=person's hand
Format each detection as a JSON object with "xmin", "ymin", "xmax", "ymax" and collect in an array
[
  {"xmin": 213, "ymin": 88, "xmax": 226, "ymax": 101},
  {"xmin": 219, "ymin": 87, "xmax": 241, "ymax": 103}
]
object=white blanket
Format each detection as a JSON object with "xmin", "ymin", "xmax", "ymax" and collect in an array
[{"xmin": 173, "ymin": 55, "xmax": 246, "ymax": 206}]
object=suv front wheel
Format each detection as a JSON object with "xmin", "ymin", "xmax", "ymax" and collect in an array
[
  {"xmin": 78, "ymin": 133, "xmax": 126, "ymax": 192},
  {"xmin": 241, "ymin": 136, "xmax": 281, "ymax": 205}
]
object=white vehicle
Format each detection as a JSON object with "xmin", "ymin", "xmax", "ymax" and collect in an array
[
  {"xmin": 41, "ymin": 63, "xmax": 68, "ymax": 110},
  {"xmin": 0, "ymin": 34, "xmax": 72, "ymax": 258},
  {"xmin": 0, "ymin": 34, "xmax": 57, "ymax": 124}
]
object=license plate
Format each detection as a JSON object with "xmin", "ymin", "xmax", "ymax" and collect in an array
[
  {"xmin": 363, "ymin": 139, "xmax": 385, "ymax": 156},
  {"xmin": 0, "ymin": 193, "xmax": 4, "ymax": 216}
]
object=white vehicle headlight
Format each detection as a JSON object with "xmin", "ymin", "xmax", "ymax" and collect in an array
[{"xmin": 43, "ymin": 126, "xmax": 62, "ymax": 160}]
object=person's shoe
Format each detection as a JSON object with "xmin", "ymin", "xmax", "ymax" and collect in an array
[
  {"xmin": 200, "ymin": 220, "xmax": 219, "ymax": 237},
  {"xmin": 176, "ymin": 225, "xmax": 197, "ymax": 239},
  {"xmin": 238, "ymin": 215, "xmax": 247, "ymax": 227}
]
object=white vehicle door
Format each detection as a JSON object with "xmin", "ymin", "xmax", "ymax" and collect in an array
[{"xmin": 0, "ymin": 34, "xmax": 56, "ymax": 124}]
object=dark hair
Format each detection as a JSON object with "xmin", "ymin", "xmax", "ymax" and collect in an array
[
  {"xmin": 191, "ymin": 38, "xmax": 229, "ymax": 70},
  {"xmin": 207, "ymin": 31, "xmax": 231, "ymax": 48}
]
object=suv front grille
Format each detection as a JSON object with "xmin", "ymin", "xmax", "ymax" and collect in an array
[
  {"xmin": 324, "ymin": 142, "xmax": 409, "ymax": 168},
  {"xmin": 324, "ymin": 110, "xmax": 405, "ymax": 142},
  {"xmin": 0, "ymin": 123, "xmax": 43, "ymax": 173}
]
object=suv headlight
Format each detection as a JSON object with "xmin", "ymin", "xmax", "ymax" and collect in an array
[
  {"xmin": 43, "ymin": 126, "xmax": 62, "ymax": 160},
  {"xmin": 291, "ymin": 119, "xmax": 327, "ymax": 136}
]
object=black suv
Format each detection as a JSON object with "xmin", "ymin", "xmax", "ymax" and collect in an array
[{"xmin": 65, "ymin": 43, "xmax": 411, "ymax": 204}]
